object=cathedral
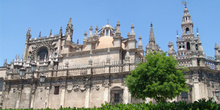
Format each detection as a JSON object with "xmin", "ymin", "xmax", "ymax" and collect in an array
[{"xmin": 0, "ymin": 5, "xmax": 219, "ymax": 109}]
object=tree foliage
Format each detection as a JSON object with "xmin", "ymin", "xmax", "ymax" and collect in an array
[{"xmin": 125, "ymin": 51, "xmax": 189, "ymax": 103}]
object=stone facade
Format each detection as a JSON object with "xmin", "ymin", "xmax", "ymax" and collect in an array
[{"xmin": 0, "ymin": 5, "xmax": 219, "ymax": 109}]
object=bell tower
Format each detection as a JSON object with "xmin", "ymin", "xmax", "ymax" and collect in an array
[{"xmin": 181, "ymin": 5, "xmax": 194, "ymax": 38}]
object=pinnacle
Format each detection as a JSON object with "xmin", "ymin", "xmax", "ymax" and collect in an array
[
  {"xmin": 90, "ymin": 25, "xmax": 93, "ymax": 31},
  {"xmin": 149, "ymin": 22, "xmax": 155, "ymax": 42},
  {"xmin": 96, "ymin": 25, "xmax": 98, "ymax": 31},
  {"xmin": 68, "ymin": 18, "xmax": 72, "ymax": 25},
  {"xmin": 131, "ymin": 23, "xmax": 134, "ymax": 28},
  {"xmin": 59, "ymin": 27, "xmax": 62, "ymax": 35},
  {"xmin": 84, "ymin": 31, "xmax": 87, "ymax": 36},
  {"xmin": 39, "ymin": 31, "xmax": 41, "ymax": 38},
  {"xmin": 117, "ymin": 21, "xmax": 120, "ymax": 26}
]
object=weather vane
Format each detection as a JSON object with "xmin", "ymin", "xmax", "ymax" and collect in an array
[{"xmin": 182, "ymin": 1, "xmax": 187, "ymax": 8}]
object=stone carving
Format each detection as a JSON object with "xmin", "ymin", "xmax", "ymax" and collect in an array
[
  {"xmin": 96, "ymin": 85, "xmax": 100, "ymax": 90},
  {"xmin": 80, "ymin": 86, "xmax": 86, "ymax": 92},
  {"xmin": 73, "ymin": 85, "xmax": 80, "ymax": 92},
  {"xmin": 103, "ymin": 81, "xmax": 109, "ymax": 88}
]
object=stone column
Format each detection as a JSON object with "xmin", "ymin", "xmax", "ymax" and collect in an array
[
  {"xmin": 105, "ymin": 48, "xmax": 110, "ymax": 73},
  {"xmin": 45, "ymin": 85, "xmax": 50, "ymax": 108},
  {"xmin": 87, "ymin": 51, "xmax": 93, "ymax": 75},
  {"xmin": 193, "ymin": 71, "xmax": 200, "ymax": 101},
  {"xmin": 123, "ymin": 86, "xmax": 129, "ymax": 104},
  {"xmin": 103, "ymin": 80, "xmax": 109, "ymax": 102},
  {"xmin": 84, "ymin": 78, "xmax": 91, "ymax": 108},
  {"xmin": 125, "ymin": 47, "xmax": 130, "ymax": 71},
  {"xmin": 30, "ymin": 85, "xmax": 35, "ymax": 108},
  {"xmin": 15, "ymin": 84, "xmax": 22, "ymax": 109},
  {"xmin": 60, "ymin": 85, "xmax": 66, "ymax": 107}
]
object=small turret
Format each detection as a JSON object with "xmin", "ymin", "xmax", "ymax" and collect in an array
[{"xmin": 113, "ymin": 21, "xmax": 122, "ymax": 47}]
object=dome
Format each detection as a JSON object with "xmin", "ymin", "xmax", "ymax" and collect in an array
[{"xmin": 96, "ymin": 36, "xmax": 114, "ymax": 49}]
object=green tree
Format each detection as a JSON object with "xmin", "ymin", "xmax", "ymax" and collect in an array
[{"xmin": 125, "ymin": 51, "xmax": 189, "ymax": 103}]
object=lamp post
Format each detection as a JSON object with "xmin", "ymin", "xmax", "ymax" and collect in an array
[
  {"xmin": 19, "ymin": 67, "xmax": 26, "ymax": 78},
  {"xmin": 40, "ymin": 75, "xmax": 46, "ymax": 83}
]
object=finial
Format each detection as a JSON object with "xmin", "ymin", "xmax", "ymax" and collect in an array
[
  {"xmin": 131, "ymin": 23, "xmax": 134, "ymax": 28},
  {"xmin": 3, "ymin": 59, "xmax": 7, "ymax": 67},
  {"xmin": 117, "ymin": 21, "xmax": 120, "ymax": 26},
  {"xmin": 150, "ymin": 22, "xmax": 153, "ymax": 27},
  {"xmin": 68, "ymin": 18, "xmax": 72, "ymax": 25},
  {"xmin": 89, "ymin": 25, "xmax": 93, "ymax": 38},
  {"xmin": 59, "ymin": 27, "xmax": 62, "ymax": 35},
  {"xmin": 130, "ymin": 23, "xmax": 135, "ymax": 36},
  {"xmin": 39, "ymin": 31, "xmax": 41, "ymax": 38},
  {"xmin": 107, "ymin": 48, "xmax": 110, "ymax": 53},
  {"xmin": 77, "ymin": 39, "xmax": 79, "ymax": 44},
  {"xmin": 116, "ymin": 21, "xmax": 121, "ymax": 34},
  {"xmin": 96, "ymin": 25, "xmax": 98, "ymax": 31},
  {"xmin": 182, "ymin": 1, "xmax": 187, "ymax": 8},
  {"xmin": 138, "ymin": 35, "xmax": 143, "ymax": 48},
  {"xmin": 197, "ymin": 28, "xmax": 199, "ymax": 37},
  {"xmin": 84, "ymin": 31, "xmax": 87, "ymax": 36},
  {"xmin": 50, "ymin": 29, "xmax": 52, "ymax": 36},
  {"xmin": 176, "ymin": 30, "xmax": 178, "ymax": 35},
  {"xmin": 139, "ymin": 35, "xmax": 142, "ymax": 39},
  {"xmin": 90, "ymin": 25, "xmax": 93, "ymax": 31},
  {"xmin": 26, "ymin": 28, "xmax": 31, "ymax": 37}
]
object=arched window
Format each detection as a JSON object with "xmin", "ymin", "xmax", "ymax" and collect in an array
[
  {"xmin": 181, "ymin": 92, "xmax": 188, "ymax": 101},
  {"xmin": 195, "ymin": 44, "xmax": 198, "ymax": 50},
  {"xmin": 110, "ymin": 87, "xmax": 123, "ymax": 105},
  {"xmin": 186, "ymin": 27, "xmax": 190, "ymax": 34},
  {"xmin": 187, "ymin": 42, "xmax": 190, "ymax": 50},
  {"xmin": 38, "ymin": 47, "xmax": 48, "ymax": 61},
  {"xmin": 106, "ymin": 29, "xmax": 109, "ymax": 36}
]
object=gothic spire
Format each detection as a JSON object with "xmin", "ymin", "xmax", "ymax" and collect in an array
[
  {"xmin": 66, "ymin": 18, "xmax": 73, "ymax": 42},
  {"xmin": 149, "ymin": 22, "xmax": 155, "ymax": 43}
]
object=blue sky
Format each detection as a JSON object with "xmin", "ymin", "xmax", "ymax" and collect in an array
[{"xmin": 0, "ymin": 0, "xmax": 220, "ymax": 65}]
